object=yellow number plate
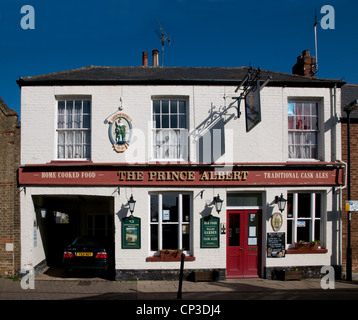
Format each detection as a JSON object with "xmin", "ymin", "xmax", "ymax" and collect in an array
[{"xmin": 76, "ymin": 252, "xmax": 93, "ymax": 257}]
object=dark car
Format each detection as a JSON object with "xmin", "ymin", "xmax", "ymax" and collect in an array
[{"xmin": 63, "ymin": 236, "xmax": 112, "ymax": 274}]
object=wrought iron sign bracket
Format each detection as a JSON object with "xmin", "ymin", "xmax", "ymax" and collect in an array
[{"xmin": 231, "ymin": 68, "xmax": 271, "ymax": 119}]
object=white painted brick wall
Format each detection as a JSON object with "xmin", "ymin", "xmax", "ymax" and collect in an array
[
  {"xmin": 21, "ymin": 185, "xmax": 337, "ymax": 272},
  {"xmin": 20, "ymin": 84, "xmax": 341, "ymax": 165},
  {"xmin": 115, "ymin": 186, "xmax": 227, "ymax": 271}
]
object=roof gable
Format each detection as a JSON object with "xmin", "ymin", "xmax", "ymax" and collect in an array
[
  {"xmin": 341, "ymin": 84, "xmax": 358, "ymax": 119},
  {"xmin": 0, "ymin": 96, "xmax": 18, "ymax": 117}
]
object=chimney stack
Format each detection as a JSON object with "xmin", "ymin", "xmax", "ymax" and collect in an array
[
  {"xmin": 292, "ymin": 50, "xmax": 316, "ymax": 77},
  {"xmin": 142, "ymin": 51, "xmax": 148, "ymax": 67},
  {"xmin": 152, "ymin": 49, "xmax": 159, "ymax": 67}
]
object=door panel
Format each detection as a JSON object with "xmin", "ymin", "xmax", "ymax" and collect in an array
[
  {"xmin": 227, "ymin": 210, "xmax": 261, "ymax": 278},
  {"xmin": 227, "ymin": 212, "xmax": 244, "ymax": 278}
]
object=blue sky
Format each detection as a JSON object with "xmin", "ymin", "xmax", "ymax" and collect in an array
[{"xmin": 1, "ymin": 0, "xmax": 357, "ymax": 117}]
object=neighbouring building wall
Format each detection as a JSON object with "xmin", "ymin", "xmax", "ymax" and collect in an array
[
  {"xmin": 341, "ymin": 83, "xmax": 358, "ymax": 277},
  {"xmin": 341, "ymin": 120, "xmax": 358, "ymax": 274},
  {"xmin": 341, "ymin": 84, "xmax": 358, "ymax": 274},
  {"xmin": 0, "ymin": 97, "xmax": 20, "ymax": 277}
]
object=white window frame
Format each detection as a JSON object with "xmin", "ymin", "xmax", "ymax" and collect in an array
[
  {"xmin": 287, "ymin": 192, "xmax": 324, "ymax": 247},
  {"xmin": 149, "ymin": 192, "xmax": 192, "ymax": 255},
  {"xmin": 288, "ymin": 100, "xmax": 321, "ymax": 160},
  {"xmin": 56, "ymin": 99, "xmax": 91, "ymax": 160},
  {"xmin": 152, "ymin": 98, "xmax": 188, "ymax": 161}
]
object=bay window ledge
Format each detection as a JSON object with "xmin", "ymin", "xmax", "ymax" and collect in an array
[
  {"xmin": 147, "ymin": 250, "xmax": 195, "ymax": 262},
  {"xmin": 146, "ymin": 256, "xmax": 196, "ymax": 262},
  {"xmin": 286, "ymin": 248, "xmax": 328, "ymax": 254}
]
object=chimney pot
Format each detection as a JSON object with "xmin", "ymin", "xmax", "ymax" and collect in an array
[
  {"xmin": 142, "ymin": 51, "xmax": 148, "ymax": 67},
  {"xmin": 152, "ymin": 49, "xmax": 159, "ymax": 67}
]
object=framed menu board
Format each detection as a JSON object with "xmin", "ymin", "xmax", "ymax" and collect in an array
[
  {"xmin": 201, "ymin": 216, "xmax": 220, "ymax": 248},
  {"xmin": 122, "ymin": 216, "xmax": 141, "ymax": 249},
  {"xmin": 267, "ymin": 232, "xmax": 285, "ymax": 258}
]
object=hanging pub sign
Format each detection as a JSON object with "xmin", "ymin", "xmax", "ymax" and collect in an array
[
  {"xmin": 122, "ymin": 216, "xmax": 141, "ymax": 249},
  {"xmin": 108, "ymin": 112, "xmax": 133, "ymax": 153},
  {"xmin": 245, "ymin": 80, "xmax": 261, "ymax": 132},
  {"xmin": 267, "ymin": 232, "xmax": 285, "ymax": 258},
  {"xmin": 201, "ymin": 215, "xmax": 220, "ymax": 248}
]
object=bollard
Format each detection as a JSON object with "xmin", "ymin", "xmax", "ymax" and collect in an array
[{"xmin": 177, "ymin": 252, "xmax": 185, "ymax": 299}]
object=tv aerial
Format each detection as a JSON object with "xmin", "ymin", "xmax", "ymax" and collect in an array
[
  {"xmin": 156, "ymin": 20, "xmax": 171, "ymax": 67},
  {"xmin": 313, "ymin": 8, "xmax": 319, "ymax": 74}
]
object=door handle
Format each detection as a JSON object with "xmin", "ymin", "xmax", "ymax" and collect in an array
[{"xmin": 239, "ymin": 247, "xmax": 244, "ymax": 251}]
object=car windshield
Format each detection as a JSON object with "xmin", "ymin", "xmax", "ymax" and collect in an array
[{"xmin": 72, "ymin": 236, "xmax": 107, "ymax": 247}]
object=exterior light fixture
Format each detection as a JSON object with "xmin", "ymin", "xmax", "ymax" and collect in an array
[
  {"xmin": 275, "ymin": 193, "xmax": 287, "ymax": 213},
  {"xmin": 40, "ymin": 208, "xmax": 47, "ymax": 219},
  {"xmin": 128, "ymin": 195, "xmax": 136, "ymax": 216},
  {"xmin": 213, "ymin": 194, "xmax": 224, "ymax": 214}
]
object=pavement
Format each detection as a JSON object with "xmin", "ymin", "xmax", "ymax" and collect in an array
[
  {"xmin": 1, "ymin": 270, "xmax": 358, "ymax": 301},
  {"xmin": 2, "ymin": 271, "xmax": 358, "ymax": 319}
]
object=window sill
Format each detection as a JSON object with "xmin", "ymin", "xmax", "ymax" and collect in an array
[
  {"xmin": 50, "ymin": 160, "xmax": 93, "ymax": 164},
  {"xmin": 286, "ymin": 248, "xmax": 328, "ymax": 254},
  {"xmin": 148, "ymin": 160, "xmax": 190, "ymax": 165},
  {"xmin": 146, "ymin": 256, "xmax": 196, "ymax": 262},
  {"xmin": 286, "ymin": 159, "xmax": 321, "ymax": 163}
]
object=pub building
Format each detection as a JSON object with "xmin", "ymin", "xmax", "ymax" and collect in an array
[{"xmin": 18, "ymin": 50, "xmax": 346, "ymax": 280}]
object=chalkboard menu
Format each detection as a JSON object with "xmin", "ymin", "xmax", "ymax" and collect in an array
[
  {"xmin": 122, "ymin": 216, "xmax": 141, "ymax": 249},
  {"xmin": 267, "ymin": 232, "xmax": 285, "ymax": 258},
  {"xmin": 201, "ymin": 216, "xmax": 220, "ymax": 248}
]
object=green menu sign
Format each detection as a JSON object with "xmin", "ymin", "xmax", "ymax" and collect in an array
[
  {"xmin": 122, "ymin": 216, "xmax": 141, "ymax": 249},
  {"xmin": 201, "ymin": 216, "xmax": 220, "ymax": 248}
]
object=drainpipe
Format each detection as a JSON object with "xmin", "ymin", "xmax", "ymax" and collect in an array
[
  {"xmin": 339, "ymin": 186, "xmax": 343, "ymax": 266},
  {"xmin": 337, "ymin": 160, "xmax": 347, "ymax": 273},
  {"xmin": 332, "ymin": 84, "xmax": 337, "ymax": 161}
]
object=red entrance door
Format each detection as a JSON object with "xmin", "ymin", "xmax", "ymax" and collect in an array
[{"xmin": 226, "ymin": 210, "xmax": 261, "ymax": 278}]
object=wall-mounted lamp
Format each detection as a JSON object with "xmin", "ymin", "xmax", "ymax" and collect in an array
[
  {"xmin": 213, "ymin": 194, "xmax": 224, "ymax": 214},
  {"xmin": 275, "ymin": 193, "xmax": 287, "ymax": 213},
  {"xmin": 128, "ymin": 195, "xmax": 136, "ymax": 217},
  {"xmin": 40, "ymin": 208, "xmax": 47, "ymax": 219}
]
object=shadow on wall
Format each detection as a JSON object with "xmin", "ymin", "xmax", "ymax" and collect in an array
[{"xmin": 192, "ymin": 102, "xmax": 236, "ymax": 164}]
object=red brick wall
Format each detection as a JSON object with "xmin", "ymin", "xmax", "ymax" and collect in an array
[
  {"xmin": 0, "ymin": 102, "xmax": 20, "ymax": 277},
  {"xmin": 341, "ymin": 120, "xmax": 358, "ymax": 275}
]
